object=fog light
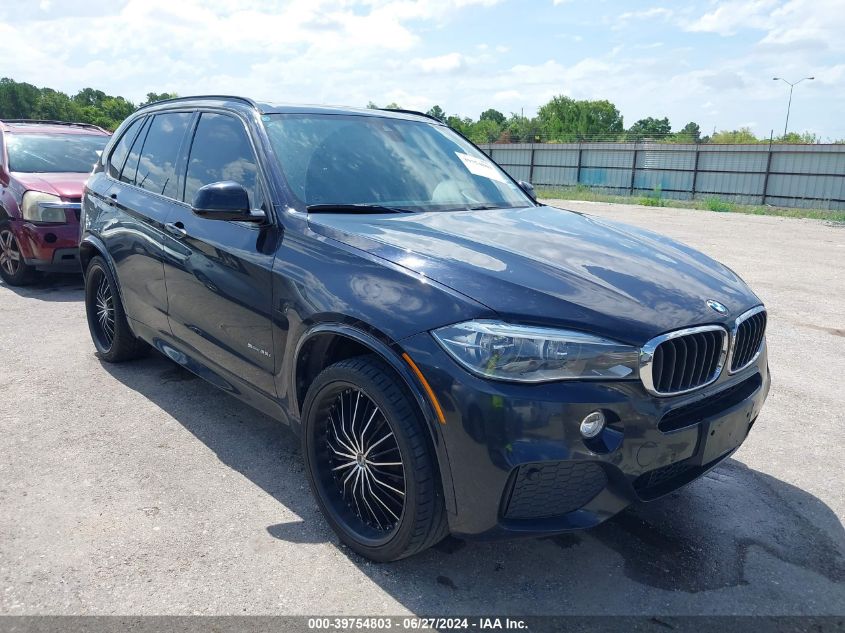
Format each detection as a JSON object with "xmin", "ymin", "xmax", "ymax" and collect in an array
[{"xmin": 580, "ymin": 410, "xmax": 606, "ymax": 438}]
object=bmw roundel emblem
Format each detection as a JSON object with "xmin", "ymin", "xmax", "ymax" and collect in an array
[{"xmin": 706, "ymin": 299, "xmax": 729, "ymax": 315}]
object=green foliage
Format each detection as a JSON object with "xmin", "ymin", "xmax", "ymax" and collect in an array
[
  {"xmin": 0, "ymin": 78, "xmax": 40, "ymax": 118},
  {"xmin": 445, "ymin": 115, "xmax": 473, "ymax": 136},
  {"xmin": 627, "ymin": 116, "xmax": 671, "ymax": 141},
  {"xmin": 639, "ymin": 186, "xmax": 667, "ymax": 207},
  {"xmin": 140, "ymin": 92, "xmax": 178, "ymax": 107},
  {"xmin": 0, "ymin": 77, "xmax": 155, "ymax": 131},
  {"xmin": 504, "ymin": 113, "xmax": 542, "ymax": 143},
  {"xmin": 425, "ymin": 105, "xmax": 446, "ymax": 121},
  {"xmin": 539, "ymin": 187, "xmax": 845, "ymax": 222},
  {"xmin": 479, "ymin": 108, "xmax": 505, "ymax": 125},
  {"xmin": 774, "ymin": 131, "xmax": 818, "ymax": 144},
  {"xmin": 710, "ymin": 127, "xmax": 759, "ymax": 144},
  {"xmin": 384, "ymin": 102, "xmax": 401, "ymax": 110},
  {"xmin": 705, "ymin": 197, "xmax": 734, "ymax": 212},
  {"xmin": 537, "ymin": 95, "xmax": 624, "ymax": 142},
  {"xmin": 466, "ymin": 118, "xmax": 502, "ymax": 144},
  {"xmin": 678, "ymin": 122, "xmax": 701, "ymax": 142}
]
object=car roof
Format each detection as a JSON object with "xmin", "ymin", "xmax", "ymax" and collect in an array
[
  {"xmin": 134, "ymin": 95, "xmax": 443, "ymax": 125},
  {"xmin": 0, "ymin": 120, "xmax": 111, "ymax": 135}
]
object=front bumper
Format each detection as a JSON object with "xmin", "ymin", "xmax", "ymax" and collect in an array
[
  {"xmin": 14, "ymin": 214, "xmax": 82, "ymax": 272},
  {"xmin": 399, "ymin": 332, "xmax": 770, "ymax": 539}
]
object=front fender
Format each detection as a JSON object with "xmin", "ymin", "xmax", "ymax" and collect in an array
[{"xmin": 292, "ymin": 322, "xmax": 458, "ymax": 517}]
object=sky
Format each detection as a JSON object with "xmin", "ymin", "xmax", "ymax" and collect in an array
[{"xmin": 1, "ymin": 0, "xmax": 843, "ymax": 140}]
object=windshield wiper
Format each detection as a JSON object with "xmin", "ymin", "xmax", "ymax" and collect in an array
[{"xmin": 306, "ymin": 204, "xmax": 415, "ymax": 214}]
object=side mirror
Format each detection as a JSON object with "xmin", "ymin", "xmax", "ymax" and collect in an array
[
  {"xmin": 518, "ymin": 180, "xmax": 537, "ymax": 201},
  {"xmin": 191, "ymin": 181, "xmax": 262, "ymax": 222}
]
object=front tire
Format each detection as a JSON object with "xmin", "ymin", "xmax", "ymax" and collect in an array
[
  {"xmin": 84, "ymin": 256, "xmax": 148, "ymax": 362},
  {"xmin": 302, "ymin": 356, "xmax": 448, "ymax": 561},
  {"xmin": 0, "ymin": 223, "xmax": 38, "ymax": 286}
]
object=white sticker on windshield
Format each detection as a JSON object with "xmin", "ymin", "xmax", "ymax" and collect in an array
[{"xmin": 455, "ymin": 152, "xmax": 507, "ymax": 183}]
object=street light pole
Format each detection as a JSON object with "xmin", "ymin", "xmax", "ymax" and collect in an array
[{"xmin": 773, "ymin": 76, "xmax": 814, "ymax": 137}]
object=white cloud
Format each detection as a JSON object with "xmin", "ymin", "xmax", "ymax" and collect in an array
[
  {"xmin": 412, "ymin": 53, "xmax": 466, "ymax": 74},
  {"xmin": 618, "ymin": 7, "xmax": 673, "ymax": 21},
  {"xmin": 685, "ymin": 0, "xmax": 778, "ymax": 35}
]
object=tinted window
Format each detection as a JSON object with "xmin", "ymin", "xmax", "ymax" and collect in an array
[
  {"xmin": 6, "ymin": 133, "xmax": 108, "ymax": 173},
  {"xmin": 120, "ymin": 117, "xmax": 150, "ymax": 185},
  {"xmin": 183, "ymin": 113, "xmax": 259, "ymax": 207},
  {"xmin": 135, "ymin": 112, "xmax": 191, "ymax": 198},
  {"xmin": 108, "ymin": 117, "xmax": 144, "ymax": 179}
]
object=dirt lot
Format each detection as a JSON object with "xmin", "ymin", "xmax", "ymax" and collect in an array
[{"xmin": 1, "ymin": 200, "xmax": 843, "ymax": 615}]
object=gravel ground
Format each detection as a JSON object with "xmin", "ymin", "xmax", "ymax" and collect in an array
[{"xmin": 0, "ymin": 200, "xmax": 843, "ymax": 616}]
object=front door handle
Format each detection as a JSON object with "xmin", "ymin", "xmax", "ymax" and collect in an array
[{"xmin": 164, "ymin": 221, "xmax": 187, "ymax": 239}]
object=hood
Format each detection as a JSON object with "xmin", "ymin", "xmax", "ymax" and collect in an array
[
  {"xmin": 12, "ymin": 172, "xmax": 89, "ymax": 199},
  {"xmin": 308, "ymin": 205, "xmax": 761, "ymax": 344}
]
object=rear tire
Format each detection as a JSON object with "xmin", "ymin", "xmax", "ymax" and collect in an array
[
  {"xmin": 0, "ymin": 223, "xmax": 39, "ymax": 286},
  {"xmin": 84, "ymin": 256, "xmax": 148, "ymax": 362},
  {"xmin": 302, "ymin": 356, "xmax": 448, "ymax": 562}
]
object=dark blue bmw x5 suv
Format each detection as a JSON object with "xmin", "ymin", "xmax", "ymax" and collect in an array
[{"xmin": 81, "ymin": 96, "xmax": 770, "ymax": 561}]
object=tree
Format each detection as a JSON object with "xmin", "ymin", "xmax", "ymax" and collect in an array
[
  {"xmin": 467, "ymin": 119, "xmax": 502, "ymax": 144},
  {"xmin": 479, "ymin": 108, "xmax": 505, "ymax": 125},
  {"xmin": 676, "ymin": 121, "xmax": 701, "ymax": 143},
  {"xmin": 33, "ymin": 88, "xmax": 79, "ymax": 121},
  {"xmin": 366, "ymin": 101, "xmax": 378, "ymax": 109},
  {"xmin": 0, "ymin": 78, "xmax": 41, "ymax": 119},
  {"xmin": 426, "ymin": 105, "xmax": 446, "ymax": 121},
  {"xmin": 384, "ymin": 102, "xmax": 401, "ymax": 110},
  {"xmin": 504, "ymin": 113, "xmax": 542, "ymax": 143},
  {"xmin": 710, "ymin": 128, "xmax": 759, "ymax": 144},
  {"xmin": 775, "ymin": 131, "xmax": 818, "ymax": 144},
  {"xmin": 139, "ymin": 92, "xmax": 178, "ymax": 106},
  {"xmin": 73, "ymin": 87, "xmax": 107, "ymax": 107},
  {"xmin": 627, "ymin": 116, "xmax": 671, "ymax": 140},
  {"xmin": 445, "ymin": 115, "xmax": 473, "ymax": 136},
  {"xmin": 537, "ymin": 95, "xmax": 624, "ymax": 142}
]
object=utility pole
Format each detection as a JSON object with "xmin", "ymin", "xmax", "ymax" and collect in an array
[{"xmin": 773, "ymin": 76, "xmax": 814, "ymax": 136}]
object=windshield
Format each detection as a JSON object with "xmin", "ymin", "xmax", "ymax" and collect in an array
[
  {"xmin": 263, "ymin": 113, "xmax": 532, "ymax": 212},
  {"xmin": 6, "ymin": 134, "xmax": 108, "ymax": 173}
]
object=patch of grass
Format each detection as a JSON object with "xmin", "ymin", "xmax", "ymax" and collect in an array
[
  {"xmin": 705, "ymin": 197, "xmax": 734, "ymax": 212},
  {"xmin": 537, "ymin": 185, "xmax": 845, "ymax": 222},
  {"xmin": 639, "ymin": 187, "xmax": 667, "ymax": 207}
]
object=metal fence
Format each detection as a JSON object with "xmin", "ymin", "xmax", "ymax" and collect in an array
[{"xmin": 478, "ymin": 142, "xmax": 845, "ymax": 210}]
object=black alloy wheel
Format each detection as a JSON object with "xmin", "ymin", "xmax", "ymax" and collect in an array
[
  {"xmin": 91, "ymin": 267, "xmax": 115, "ymax": 351},
  {"xmin": 84, "ymin": 256, "xmax": 148, "ymax": 362},
  {"xmin": 322, "ymin": 385, "xmax": 406, "ymax": 536},
  {"xmin": 302, "ymin": 356, "xmax": 448, "ymax": 561}
]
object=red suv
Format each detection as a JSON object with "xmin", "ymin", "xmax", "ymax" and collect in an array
[{"xmin": 0, "ymin": 120, "xmax": 110, "ymax": 285}]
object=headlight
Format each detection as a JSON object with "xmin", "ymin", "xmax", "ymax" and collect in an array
[
  {"xmin": 432, "ymin": 320, "xmax": 640, "ymax": 383},
  {"xmin": 21, "ymin": 191, "xmax": 65, "ymax": 223}
]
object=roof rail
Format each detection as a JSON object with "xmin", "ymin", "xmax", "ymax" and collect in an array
[
  {"xmin": 135, "ymin": 95, "xmax": 260, "ymax": 112},
  {"xmin": 0, "ymin": 119, "xmax": 109, "ymax": 133},
  {"xmin": 376, "ymin": 108, "xmax": 445, "ymax": 124}
]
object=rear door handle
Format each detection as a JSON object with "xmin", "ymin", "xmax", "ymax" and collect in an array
[{"xmin": 164, "ymin": 222, "xmax": 188, "ymax": 239}]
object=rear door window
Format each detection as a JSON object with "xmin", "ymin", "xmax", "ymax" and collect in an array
[
  {"xmin": 120, "ymin": 117, "xmax": 150, "ymax": 186},
  {"xmin": 108, "ymin": 117, "xmax": 145, "ymax": 179},
  {"xmin": 134, "ymin": 112, "xmax": 192, "ymax": 198}
]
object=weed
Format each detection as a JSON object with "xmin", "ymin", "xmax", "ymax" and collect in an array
[{"xmin": 705, "ymin": 198, "xmax": 734, "ymax": 212}]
